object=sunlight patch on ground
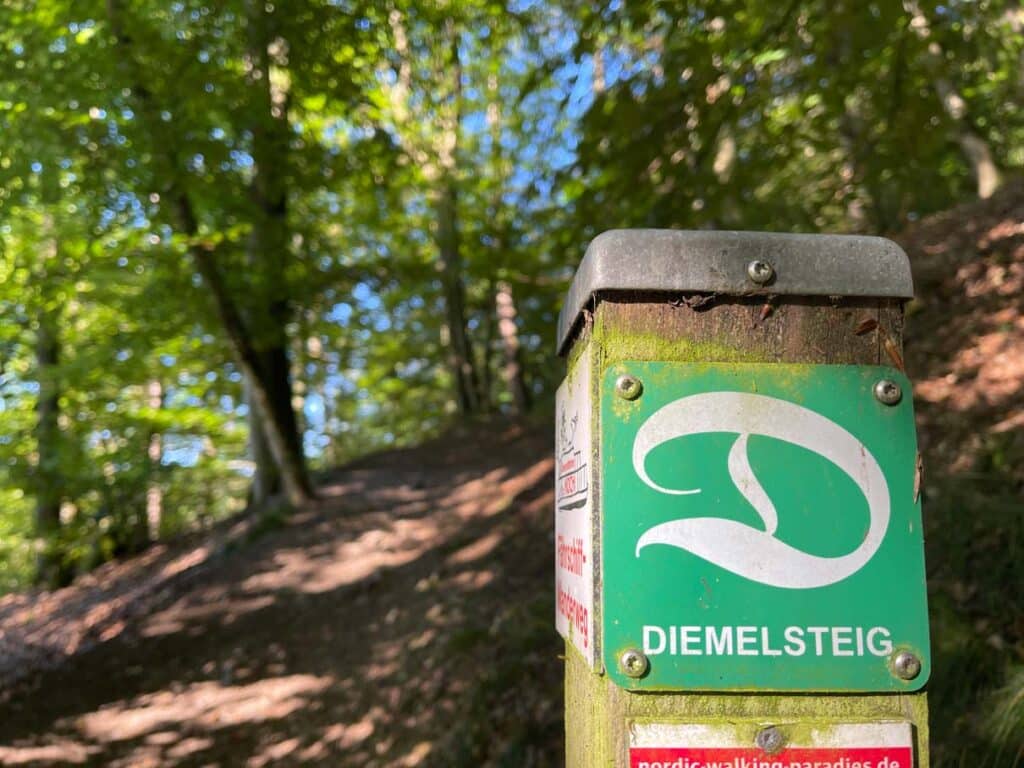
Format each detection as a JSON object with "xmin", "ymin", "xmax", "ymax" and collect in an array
[
  {"xmin": 0, "ymin": 740, "xmax": 97, "ymax": 765},
  {"xmin": 246, "ymin": 735, "xmax": 301, "ymax": 767},
  {"xmin": 141, "ymin": 594, "xmax": 276, "ymax": 637},
  {"xmin": 324, "ymin": 718, "xmax": 375, "ymax": 747},
  {"xmin": 73, "ymin": 674, "xmax": 332, "ymax": 742},
  {"xmin": 917, "ymin": 319, "xmax": 1024, "ymax": 410},
  {"xmin": 449, "ymin": 568, "xmax": 495, "ymax": 589},
  {"xmin": 240, "ymin": 520, "xmax": 440, "ymax": 595},
  {"xmin": 403, "ymin": 740, "xmax": 433, "ymax": 765},
  {"xmin": 447, "ymin": 530, "xmax": 503, "ymax": 565},
  {"xmin": 100, "ymin": 734, "xmax": 216, "ymax": 768}
]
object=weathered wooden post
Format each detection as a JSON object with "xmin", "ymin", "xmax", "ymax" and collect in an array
[{"xmin": 555, "ymin": 231, "xmax": 929, "ymax": 767}]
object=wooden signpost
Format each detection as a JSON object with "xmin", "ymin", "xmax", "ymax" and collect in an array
[{"xmin": 555, "ymin": 230, "xmax": 930, "ymax": 767}]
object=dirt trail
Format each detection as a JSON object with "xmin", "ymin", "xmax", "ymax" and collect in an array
[{"xmin": 0, "ymin": 422, "xmax": 561, "ymax": 767}]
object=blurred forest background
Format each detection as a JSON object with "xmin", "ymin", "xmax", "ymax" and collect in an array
[{"xmin": 0, "ymin": 1, "xmax": 1022, "ymax": 766}]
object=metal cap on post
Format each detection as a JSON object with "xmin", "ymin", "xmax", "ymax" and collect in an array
[
  {"xmin": 557, "ymin": 229, "xmax": 914, "ymax": 356},
  {"xmin": 555, "ymin": 230, "xmax": 929, "ymax": 768}
]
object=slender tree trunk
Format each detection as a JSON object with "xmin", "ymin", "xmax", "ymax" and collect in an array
[
  {"xmin": 33, "ymin": 209, "xmax": 72, "ymax": 587},
  {"xmin": 495, "ymin": 281, "xmax": 530, "ymax": 416},
  {"xmin": 435, "ymin": 24, "xmax": 480, "ymax": 416},
  {"xmin": 904, "ymin": 0, "xmax": 1002, "ymax": 199},
  {"xmin": 484, "ymin": 74, "xmax": 525, "ymax": 415},
  {"xmin": 437, "ymin": 179, "xmax": 479, "ymax": 415},
  {"xmin": 245, "ymin": 346, "xmax": 306, "ymax": 505},
  {"xmin": 949, "ymin": 119, "xmax": 1001, "ymax": 200},
  {"xmin": 145, "ymin": 379, "xmax": 163, "ymax": 542},
  {"xmin": 386, "ymin": 9, "xmax": 480, "ymax": 415},
  {"xmin": 243, "ymin": 373, "xmax": 277, "ymax": 505},
  {"xmin": 478, "ymin": 278, "xmax": 497, "ymax": 413},
  {"xmin": 188, "ymin": 237, "xmax": 313, "ymax": 507},
  {"xmin": 34, "ymin": 313, "xmax": 68, "ymax": 587}
]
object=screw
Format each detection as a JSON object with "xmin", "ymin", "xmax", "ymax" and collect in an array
[
  {"xmin": 747, "ymin": 259, "xmax": 775, "ymax": 285},
  {"xmin": 874, "ymin": 379, "xmax": 903, "ymax": 405},
  {"xmin": 755, "ymin": 726, "xmax": 785, "ymax": 755},
  {"xmin": 619, "ymin": 648, "xmax": 649, "ymax": 678},
  {"xmin": 891, "ymin": 650, "xmax": 922, "ymax": 680},
  {"xmin": 615, "ymin": 375, "xmax": 643, "ymax": 401}
]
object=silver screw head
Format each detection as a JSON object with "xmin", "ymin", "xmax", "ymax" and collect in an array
[
  {"xmin": 747, "ymin": 259, "xmax": 775, "ymax": 285},
  {"xmin": 615, "ymin": 375, "xmax": 643, "ymax": 401},
  {"xmin": 874, "ymin": 379, "xmax": 903, "ymax": 405},
  {"xmin": 618, "ymin": 648, "xmax": 649, "ymax": 678},
  {"xmin": 755, "ymin": 726, "xmax": 785, "ymax": 755},
  {"xmin": 891, "ymin": 650, "xmax": 922, "ymax": 680}
]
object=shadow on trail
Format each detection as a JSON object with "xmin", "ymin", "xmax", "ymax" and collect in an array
[{"xmin": 0, "ymin": 422, "xmax": 562, "ymax": 767}]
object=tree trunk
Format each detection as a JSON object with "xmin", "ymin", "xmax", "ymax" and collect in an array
[
  {"xmin": 106, "ymin": 0, "xmax": 313, "ymax": 508},
  {"xmin": 145, "ymin": 379, "xmax": 163, "ymax": 542},
  {"xmin": 478, "ymin": 278, "xmax": 497, "ymax": 413},
  {"xmin": 245, "ymin": 345, "xmax": 305, "ymax": 505},
  {"xmin": 200, "ymin": 259, "xmax": 313, "ymax": 506},
  {"xmin": 34, "ymin": 314, "xmax": 68, "ymax": 587},
  {"xmin": 241, "ymin": 0, "xmax": 312, "ymax": 506},
  {"xmin": 385, "ymin": 9, "xmax": 480, "ymax": 415},
  {"xmin": 244, "ymin": 374, "xmax": 274, "ymax": 505},
  {"xmin": 495, "ymin": 280, "xmax": 530, "ymax": 416},
  {"xmin": 437, "ymin": 179, "xmax": 480, "ymax": 415},
  {"xmin": 435, "ymin": 25, "xmax": 480, "ymax": 416},
  {"xmin": 951, "ymin": 121, "xmax": 1001, "ymax": 200},
  {"xmin": 904, "ymin": 0, "xmax": 1002, "ymax": 199}
]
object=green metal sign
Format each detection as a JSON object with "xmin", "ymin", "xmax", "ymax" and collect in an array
[{"xmin": 601, "ymin": 362, "xmax": 930, "ymax": 692}]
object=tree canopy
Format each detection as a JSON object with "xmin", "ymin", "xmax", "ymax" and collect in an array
[{"xmin": 0, "ymin": 0, "xmax": 1021, "ymax": 587}]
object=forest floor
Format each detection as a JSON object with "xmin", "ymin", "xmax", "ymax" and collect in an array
[
  {"xmin": 893, "ymin": 184, "xmax": 1024, "ymax": 767},
  {"xmin": 0, "ymin": 185, "xmax": 1022, "ymax": 767},
  {"xmin": 0, "ymin": 421, "xmax": 562, "ymax": 767}
]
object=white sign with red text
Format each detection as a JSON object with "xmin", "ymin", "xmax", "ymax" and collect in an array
[
  {"xmin": 629, "ymin": 721, "xmax": 914, "ymax": 768},
  {"xmin": 555, "ymin": 348, "xmax": 595, "ymax": 667}
]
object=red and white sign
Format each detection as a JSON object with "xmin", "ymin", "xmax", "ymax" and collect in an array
[
  {"xmin": 629, "ymin": 722, "xmax": 913, "ymax": 768},
  {"xmin": 555, "ymin": 347, "xmax": 595, "ymax": 666}
]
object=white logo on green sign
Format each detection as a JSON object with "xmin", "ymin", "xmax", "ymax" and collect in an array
[
  {"xmin": 602, "ymin": 363, "xmax": 929, "ymax": 692},
  {"xmin": 633, "ymin": 392, "xmax": 890, "ymax": 590}
]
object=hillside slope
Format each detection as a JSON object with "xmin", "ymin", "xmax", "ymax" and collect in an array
[
  {"xmin": 0, "ymin": 422, "xmax": 561, "ymax": 767},
  {"xmin": 897, "ymin": 183, "xmax": 1024, "ymax": 767}
]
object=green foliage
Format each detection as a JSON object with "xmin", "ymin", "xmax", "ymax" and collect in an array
[
  {"xmin": 925, "ymin": 468, "xmax": 1024, "ymax": 767},
  {"xmin": 0, "ymin": 0, "xmax": 1021, "ymax": 762},
  {"xmin": 0, "ymin": 489, "xmax": 35, "ymax": 593},
  {"xmin": 562, "ymin": 0, "xmax": 1024, "ymax": 237}
]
